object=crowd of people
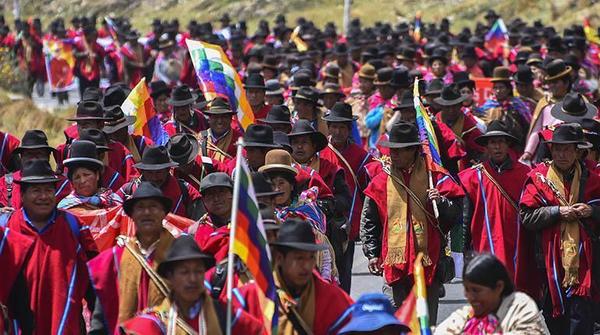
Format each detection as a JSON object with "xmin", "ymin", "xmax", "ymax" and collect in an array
[{"xmin": 1, "ymin": 6, "xmax": 600, "ymax": 335}]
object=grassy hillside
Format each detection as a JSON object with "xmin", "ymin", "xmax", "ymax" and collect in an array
[{"xmin": 4, "ymin": 0, "xmax": 600, "ymax": 34}]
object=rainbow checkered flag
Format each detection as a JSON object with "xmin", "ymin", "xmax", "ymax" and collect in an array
[
  {"xmin": 227, "ymin": 139, "xmax": 278, "ymax": 334},
  {"xmin": 121, "ymin": 78, "xmax": 169, "ymax": 145},
  {"xmin": 186, "ymin": 39, "xmax": 255, "ymax": 130}
]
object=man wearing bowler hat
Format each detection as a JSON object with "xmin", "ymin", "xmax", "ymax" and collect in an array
[
  {"xmin": 103, "ymin": 105, "xmax": 153, "ymax": 163},
  {"xmin": 293, "ymin": 86, "xmax": 329, "ymax": 136},
  {"xmin": 513, "ymin": 64, "xmax": 544, "ymax": 111},
  {"xmin": 459, "ymin": 120, "xmax": 531, "ymax": 281},
  {"xmin": 4, "ymin": 159, "xmax": 98, "ymax": 334},
  {"xmin": 519, "ymin": 123, "xmax": 600, "ymax": 335},
  {"xmin": 365, "ymin": 67, "xmax": 397, "ymax": 149},
  {"xmin": 320, "ymin": 102, "xmax": 374, "ymax": 292},
  {"xmin": 200, "ymin": 97, "xmax": 243, "ymax": 162},
  {"xmin": 117, "ymin": 145, "xmax": 203, "ymax": 220},
  {"xmin": 167, "ymin": 133, "xmax": 220, "ymax": 191},
  {"xmin": 272, "ymin": 218, "xmax": 353, "ymax": 334},
  {"xmin": 523, "ymin": 59, "xmax": 575, "ymax": 163},
  {"xmin": 244, "ymin": 73, "xmax": 272, "ymax": 120},
  {"xmin": 119, "ymin": 235, "xmax": 264, "ymax": 334},
  {"xmin": 257, "ymin": 104, "xmax": 292, "ymax": 133},
  {"xmin": 149, "ymin": 80, "xmax": 173, "ymax": 123},
  {"xmin": 88, "ymin": 182, "xmax": 176, "ymax": 334},
  {"xmin": 346, "ymin": 63, "xmax": 376, "ymax": 143},
  {"xmin": 264, "ymin": 79, "xmax": 285, "ymax": 106},
  {"xmin": 163, "ymin": 85, "xmax": 209, "ymax": 136},
  {"xmin": 0, "ymin": 130, "xmax": 71, "ymax": 209},
  {"xmin": 332, "ymin": 43, "xmax": 357, "ymax": 89},
  {"xmin": 360, "ymin": 121, "xmax": 464, "ymax": 322}
]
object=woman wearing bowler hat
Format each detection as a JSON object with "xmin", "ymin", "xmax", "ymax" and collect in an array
[{"xmin": 163, "ymin": 85, "xmax": 210, "ymax": 136}]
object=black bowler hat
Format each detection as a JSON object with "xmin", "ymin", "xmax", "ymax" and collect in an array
[
  {"xmin": 102, "ymin": 84, "xmax": 130, "ymax": 107},
  {"xmin": 271, "ymin": 218, "xmax": 327, "ymax": 251},
  {"xmin": 373, "ymin": 67, "xmax": 394, "ymax": 86},
  {"xmin": 544, "ymin": 59, "xmax": 572, "ymax": 81},
  {"xmin": 273, "ymin": 131, "xmax": 292, "ymax": 153},
  {"xmin": 123, "ymin": 181, "xmax": 172, "ymax": 217},
  {"xmin": 392, "ymin": 91, "xmax": 414, "ymax": 110},
  {"xmin": 81, "ymin": 87, "xmax": 102, "ymax": 102},
  {"xmin": 199, "ymin": 172, "xmax": 233, "ymax": 194},
  {"xmin": 320, "ymin": 83, "xmax": 345, "ymax": 97},
  {"xmin": 258, "ymin": 105, "xmax": 291, "ymax": 124},
  {"xmin": 293, "ymin": 87, "xmax": 321, "ymax": 106},
  {"xmin": 157, "ymin": 235, "xmax": 215, "ymax": 276},
  {"xmin": 244, "ymin": 73, "xmax": 266, "ymax": 89},
  {"xmin": 550, "ymin": 93, "xmax": 598, "ymax": 123},
  {"xmin": 544, "ymin": 123, "xmax": 591, "ymax": 148},
  {"xmin": 168, "ymin": 85, "xmax": 198, "ymax": 107},
  {"xmin": 512, "ymin": 65, "xmax": 534, "ymax": 84},
  {"xmin": 79, "ymin": 128, "xmax": 111, "ymax": 151},
  {"xmin": 433, "ymin": 84, "xmax": 466, "ymax": 106},
  {"xmin": 244, "ymin": 124, "xmax": 280, "ymax": 148},
  {"xmin": 252, "ymin": 172, "xmax": 283, "ymax": 198},
  {"xmin": 204, "ymin": 97, "xmax": 236, "ymax": 115},
  {"xmin": 14, "ymin": 130, "xmax": 56, "ymax": 154},
  {"xmin": 103, "ymin": 105, "xmax": 136, "ymax": 134},
  {"xmin": 63, "ymin": 140, "xmax": 104, "ymax": 171},
  {"xmin": 260, "ymin": 203, "xmax": 280, "ymax": 231},
  {"xmin": 453, "ymin": 71, "xmax": 475, "ymax": 88},
  {"xmin": 289, "ymin": 72, "xmax": 315, "ymax": 90},
  {"xmin": 396, "ymin": 47, "xmax": 416, "ymax": 61},
  {"xmin": 149, "ymin": 80, "xmax": 172, "ymax": 99},
  {"xmin": 474, "ymin": 120, "xmax": 519, "ymax": 146},
  {"xmin": 288, "ymin": 119, "xmax": 328, "ymax": 152},
  {"xmin": 134, "ymin": 146, "xmax": 179, "ymax": 170},
  {"xmin": 428, "ymin": 48, "xmax": 449, "ymax": 65},
  {"xmin": 15, "ymin": 159, "xmax": 59, "ymax": 185},
  {"xmin": 424, "ymin": 79, "xmax": 444, "ymax": 96},
  {"xmin": 322, "ymin": 102, "xmax": 358, "ymax": 122},
  {"xmin": 167, "ymin": 134, "xmax": 199, "ymax": 165},
  {"xmin": 68, "ymin": 101, "xmax": 111, "ymax": 121},
  {"xmin": 265, "ymin": 79, "xmax": 285, "ymax": 96},
  {"xmin": 460, "ymin": 45, "xmax": 478, "ymax": 59},
  {"xmin": 390, "ymin": 67, "xmax": 411, "ymax": 89},
  {"xmin": 379, "ymin": 121, "xmax": 421, "ymax": 148}
]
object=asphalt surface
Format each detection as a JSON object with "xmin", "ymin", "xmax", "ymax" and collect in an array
[{"xmin": 350, "ymin": 242, "xmax": 466, "ymax": 326}]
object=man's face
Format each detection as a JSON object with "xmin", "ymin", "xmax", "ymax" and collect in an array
[
  {"xmin": 291, "ymin": 135, "xmax": 316, "ymax": 164},
  {"xmin": 77, "ymin": 120, "xmax": 104, "ymax": 132},
  {"xmin": 492, "ymin": 82, "xmax": 511, "ymax": 101},
  {"xmin": 246, "ymin": 88, "xmax": 265, "ymax": 108},
  {"xmin": 154, "ymin": 94, "xmax": 170, "ymax": 114},
  {"xmin": 377, "ymin": 85, "xmax": 396, "ymax": 100},
  {"xmin": 21, "ymin": 183, "xmax": 56, "ymax": 218},
  {"xmin": 131, "ymin": 198, "xmax": 166, "ymax": 237},
  {"xmin": 294, "ymin": 99, "xmax": 316, "ymax": 120},
  {"xmin": 208, "ymin": 114, "xmax": 232, "ymax": 135},
  {"xmin": 141, "ymin": 168, "xmax": 171, "ymax": 187},
  {"xmin": 202, "ymin": 186, "xmax": 233, "ymax": 218},
  {"xmin": 547, "ymin": 79, "xmax": 569, "ymax": 98},
  {"xmin": 550, "ymin": 143, "xmax": 578, "ymax": 172},
  {"xmin": 390, "ymin": 146, "xmax": 418, "ymax": 170},
  {"xmin": 322, "ymin": 94, "xmax": 341, "ymax": 110},
  {"xmin": 328, "ymin": 123, "xmax": 350, "ymax": 145},
  {"xmin": 276, "ymin": 249, "xmax": 316, "ymax": 289},
  {"xmin": 20, "ymin": 149, "xmax": 51, "ymax": 165},
  {"xmin": 245, "ymin": 147, "xmax": 270, "ymax": 170},
  {"xmin": 359, "ymin": 78, "xmax": 374, "ymax": 95},
  {"xmin": 485, "ymin": 137, "xmax": 510, "ymax": 164},
  {"xmin": 168, "ymin": 259, "xmax": 206, "ymax": 307},
  {"xmin": 431, "ymin": 60, "xmax": 446, "ymax": 77},
  {"xmin": 174, "ymin": 105, "xmax": 192, "ymax": 124}
]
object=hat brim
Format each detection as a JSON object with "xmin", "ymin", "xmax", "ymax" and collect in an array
[
  {"xmin": 550, "ymin": 102, "xmax": 597, "ymax": 123},
  {"xmin": 157, "ymin": 253, "xmax": 215, "ymax": 276},
  {"xmin": 258, "ymin": 164, "xmax": 298, "ymax": 176},
  {"xmin": 67, "ymin": 116, "xmax": 112, "ymax": 121},
  {"xmin": 103, "ymin": 116, "xmax": 137, "ymax": 134},
  {"xmin": 545, "ymin": 66, "xmax": 572, "ymax": 81},
  {"xmin": 14, "ymin": 145, "xmax": 56, "ymax": 154},
  {"xmin": 243, "ymin": 141, "xmax": 281, "ymax": 148},
  {"xmin": 474, "ymin": 131, "xmax": 519, "ymax": 146},
  {"xmin": 490, "ymin": 77, "xmax": 512, "ymax": 83},
  {"xmin": 322, "ymin": 115, "xmax": 358, "ymax": 122},
  {"xmin": 266, "ymin": 89, "xmax": 285, "ymax": 96},
  {"xmin": 134, "ymin": 161, "xmax": 179, "ymax": 170},
  {"xmin": 271, "ymin": 241, "xmax": 328, "ymax": 251},
  {"xmin": 204, "ymin": 109, "xmax": 236, "ymax": 115},
  {"xmin": 338, "ymin": 314, "xmax": 411, "ymax": 334},
  {"xmin": 168, "ymin": 94, "xmax": 198, "ymax": 107},
  {"xmin": 320, "ymin": 91, "xmax": 346, "ymax": 97},
  {"xmin": 244, "ymin": 84, "xmax": 267, "ymax": 90},
  {"xmin": 288, "ymin": 131, "xmax": 328, "ymax": 152},
  {"xmin": 378, "ymin": 141, "xmax": 421, "ymax": 148},
  {"xmin": 543, "ymin": 139, "xmax": 592, "ymax": 149},
  {"xmin": 123, "ymin": 195, "xmax": 173, "ymax": 217},
  {"xmin": 358, "ymin": 74, "xmax": 376, "ymax": 80},
  {"xmin": 257, "ymin": 118, "xmax": 291, "ymax": 125},
  {"xmin": 15, "ymin": 176, "xmax": 60, "ymax": 184},
  {"xmin": 168, "ymin": 137, "xmax": 200, "ymax": 166},
  {"xmin": 433, "ymin": 95, "xmax": 467, "ymax": 106},
  {"xmin": 200, "ymin": 183, "xmax": 234, "ymax": 194},
  {"xmin": 293, "ymin": 95, "xmax": 322, "ymax": 107},
  {"xmin": 63, "ymin": 157, "xmax": 105, "ymax": 170}
]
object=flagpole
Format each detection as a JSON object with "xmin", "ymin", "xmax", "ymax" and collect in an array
[{"xmin": 226, "ymin": 138, "xmax": 244, "ymax": 335}]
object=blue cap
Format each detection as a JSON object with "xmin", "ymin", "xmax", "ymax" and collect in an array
[{"xmin": 338, "ymin": 293, "xmax": 411, "ymax": 334}]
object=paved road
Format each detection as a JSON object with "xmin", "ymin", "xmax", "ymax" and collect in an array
[{"xmin": 350, "ymin": 242, "xmax": 465, "ymax": 326}]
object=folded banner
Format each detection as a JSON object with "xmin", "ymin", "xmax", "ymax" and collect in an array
[
  {"xmin": 43, "ymin": 38, "xmax": 77, "ymax": 92},
  {"xmin": 186, "ymin": 39, "xmax": 255, "ymax": 130}
]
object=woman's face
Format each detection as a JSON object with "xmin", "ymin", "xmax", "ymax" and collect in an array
[
  {"xmin": 432, "ymin": 60, "xmax": 446, "ymax": 77},
  {"xmin": 463, "ymin": 280, "xmax": 504, "ymax": 317},
  {"xmin": 72, "ymin": 167, "xmax": 99, "ymax": 197},
  {"xmin": 271, "ymin": 175, "xmax": 293, "ymax": 206}
]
